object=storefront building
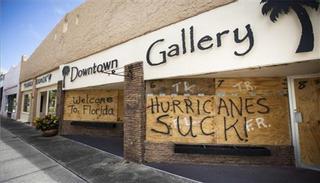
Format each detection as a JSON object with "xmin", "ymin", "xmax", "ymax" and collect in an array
[
  {"xmin": 19, "ymin": 79, "xmax": 33, "ymax": 123},
  {"xmin": 18, "ymin": 0, "xmax": 320, "ymax": 170},
  {"xmin": 34, "ymin": 69, "xmax": 61, "ymax": 119},
  {"xmin": 17, "ymin": 69, "xmax": 61, "ymax": 123},
  {"xmin": 0, "ymin": 73, "xmax": 4, "ymax": 113},
  {"xmin": 0, "ymin": 63, "xmax": 21, "ymax": 119}
]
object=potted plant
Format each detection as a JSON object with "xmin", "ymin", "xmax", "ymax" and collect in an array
[{"xmin": 35, "ymin": 115, "xmax": 59, "ymax": 137}]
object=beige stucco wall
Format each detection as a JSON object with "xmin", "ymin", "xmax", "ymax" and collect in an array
[{"xmin": 20, "ymin": 0, "xmax": 235, "ymax": 82}]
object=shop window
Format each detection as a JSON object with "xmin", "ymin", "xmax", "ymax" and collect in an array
[
  {"xmin": 7, "ymin": 95, "xmax": 17, "ymax": 113},
  {"xmin": 47, "ymin": 90, "xmax": 57, "ymax": 115},
  {"xmin": 12, "ymin": 97, "xmax": 16, "ymax": 112},
  {"xmin": 23, "ymin": 94, "xmax": 30, "ymax": 112},
  {"xmin": 40, "ymin": 95, "xmax": 44, "ymax": 113}
]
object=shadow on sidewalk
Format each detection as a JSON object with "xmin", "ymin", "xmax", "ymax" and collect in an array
[
  {"xmin": 1, "ymin": 117, "xmax": 195, "ymax": 183},
  {"xmin": 63, "ymin": 135, "xmax": 124, "ymax": 157},
  {"xmin": 1, "ymin": 126, "xmax": 85, "ymax": 183}
]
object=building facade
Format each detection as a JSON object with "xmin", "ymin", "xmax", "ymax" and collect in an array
[
  {"xmin": 0, "ymin": 63, "xmax": 21, "ymax": 120},
  {"xmin": 18, "ymin": 69, "xmax": 61, "ymax": 123},
  {"xmin": 15, "ymin": 0, "xmax": 320, "ymax": 170},
  {"xmin": 0, "ymin": 73, "xmax": 5, "ymax": 114}
]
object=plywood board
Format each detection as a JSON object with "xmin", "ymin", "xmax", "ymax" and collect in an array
[
  {"xmin": 215, "ymin": 77, "xmax": 287, "ymax": 96},
  {"xmin": 146, "ymin": 96, "xmax": 215, "ymax": 144},
  {"xmin": 294, "ymin": 77, "xmax": 320, "ymax": 166},
  {"xmin": 146, "ymin": 95, "xmax": 290, "ymax": 145},
  {"xmin": 64, "ymin": 90, "xmax": 120, "ymax": 122},
  {"xmin": 214, "ymin": 95, "xmax": 290, "ymax": 145},
  {"xmin": 146, "ymin": 78, "xmax": 215, "ymax": 96},
  {"xmin": 146, "ymin": 77, "xmax": 291, "ymax": 145}
]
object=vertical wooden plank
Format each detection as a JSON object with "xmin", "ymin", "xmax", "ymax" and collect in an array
[{"xmin": 294, "ymin": 77, "xmax": 320, "ymax": 166}]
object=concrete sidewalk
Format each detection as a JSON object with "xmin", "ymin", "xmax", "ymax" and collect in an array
[
  {"xmin": 0, "ymin": 118, "xmax": 194, "ymax": 183},
  {"xmin": 0, "ymin": 128, "xmax": 86, "ymax": 183},
  {"xmin": 63, "ymin": 134, "xmax": 320, "ymax": 183},
  {"xmin": 2, "ymin": 117, "xmax": 320, "ymax": 183}
]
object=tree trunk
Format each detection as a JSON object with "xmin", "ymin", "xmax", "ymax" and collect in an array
[{"xmin": 292, "ymin": 4, "xmax": 314, "ymax": 53}]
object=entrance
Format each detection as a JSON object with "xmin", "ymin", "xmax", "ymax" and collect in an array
[
  {"xmin": 37, "ymin": 89, "xmax": 57, "ymax": 118},
  {"xmin": 39, "ymin": 91, "xmax": 48, "ymax": 118},
  {"xmin": 7, "ymin": 94, "xmax": 17, "ymax": 119},
  {"xmin": 289, "ymin": 74, "xmax": 320, "ymax": 170}
]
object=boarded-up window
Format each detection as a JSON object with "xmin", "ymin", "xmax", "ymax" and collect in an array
[
  {"xmin": 146, "ymin": 78, "xmax": 290, "ymax": 145},
  {"xmin": 63, "ymin": 89, "xmax": 123, "ymax": 123}
]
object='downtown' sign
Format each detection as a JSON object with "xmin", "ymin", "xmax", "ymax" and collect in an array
[
  {"xmin": 63, "ymin": 90, "xmax": 119, "ymax": 122},
  {"xmin": 62, "ymin": 59, "xmax": 119, "ymax": 83}
]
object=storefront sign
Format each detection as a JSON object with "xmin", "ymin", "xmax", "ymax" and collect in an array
[
  {"xmin": 21, "ymin": 80, "xmax": 33, "ymax": 91},
  {"xmin": 36, "ymin": 74, "xmax": 52, "ymax": 85},
  {"xmin": 35, "ymin": 69, "xmax": 62, "ymax": 89},
  {"xmin": 24, "ymin": 81, "xmax": 33, "ymax": 88},
  {"xmin": 146, "ymin": 24, "xmax": 254, "ymax": 66},
  {"xmin": 60, "ymin": 0, "xmax": 319, "ymax": 90},
  {"xmin": 63, "ymin": 90, "xmax": 119, "ymax": 122},
  {"xmin": 68, "ymin": 59, "xmax": 118, "ymax": 82}
]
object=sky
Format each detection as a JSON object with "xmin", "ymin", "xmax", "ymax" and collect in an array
[{"xmin": 0, "ymin": 0, "xmax": 85, "ymax": 73}]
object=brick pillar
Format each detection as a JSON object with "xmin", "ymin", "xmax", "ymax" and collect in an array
[
  {"xmin": 56, "ymin": 80, "xmax": 65, "ymax": 135},
  {"xmin": 124, "ymin": 62, "xmax": 146, "ymax": 163},
  {"xmin": 16, "ymin": 85, "xmax": 23, "ymax": 120},
  {"xmin": 30, "ymin": 79, "xmax": 37, "ymax": 124}
]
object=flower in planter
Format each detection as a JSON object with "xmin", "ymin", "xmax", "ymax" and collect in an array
[{"xmin": 35, "ymin": 115, "xmax": 59, "ymax": 131}]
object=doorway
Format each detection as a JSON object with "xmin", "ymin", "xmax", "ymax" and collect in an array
[
  {"xmin": 288, "ymin": 74, "xmax": 320, "ymax": 170},
  {"xmin": 39, "ymin": 91, "xmax": 47, "ymax": 118},
  {"xmin": 7, "ymin": 94, "xmax": 17, "ymax": 119}
]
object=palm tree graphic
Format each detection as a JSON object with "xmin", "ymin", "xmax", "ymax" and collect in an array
[{"xmin": 261, "ymin": 0, "xmax": 319, "ymax": 53}]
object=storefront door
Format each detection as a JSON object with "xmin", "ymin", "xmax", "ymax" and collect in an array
[
  {"xmin": 289, "ymin": 75, "xmax": 320, "ymax": 170},
  {"xmin": 7, "ymin": 94, "xmax": 17, "ymax": 118},
  {"xmin": 39, "ymin": 91, "xmax": 47, "ymax": 118}
]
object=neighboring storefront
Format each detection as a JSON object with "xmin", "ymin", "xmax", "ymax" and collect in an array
[
  {"xmin": 17, "ymin": 69, "xmax": 62, "ymax": 123},
  {"xmin": 19, "ymin": 79, "xmax": 33, "ymax": 122},
  {"xmin": 35, "ymin": 69, "xmax": 61, "ymax": 118},
  {"xmin": 17, "ymin": 0, "xmax": 320, "ymax": 170},
  {"xmin": 0, "ymin": 64, "xmax": 21, "ymax": 119},
  {"xmin": 0, "ymin": 73, "xmax": 4, "ymax": 113}
]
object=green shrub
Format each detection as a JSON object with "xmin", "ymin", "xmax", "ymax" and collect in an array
[{"xmin": 35, "ymin": 115, "xmax": 59, "ymax": 131}]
